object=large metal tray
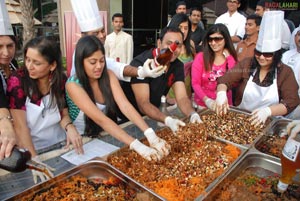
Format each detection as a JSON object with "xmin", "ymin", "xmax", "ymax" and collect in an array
[
  {"xmin": 6, "ymin": 158, "xmax": 165, "ymax": 201},
  {"xmin": 255, "ymin": 119, "xmax": 292, "ymax": 159},
  {"xmin": 198, "ymin": 106, "xmax": 273, "ymax": 149},
  {"xmin": 199, "ymin": 149, "xmax": 300, "ymax": 200}
]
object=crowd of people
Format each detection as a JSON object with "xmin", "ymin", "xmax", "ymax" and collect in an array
[{"xmin": 1, "ymin": 0, "xmax": 300, "ymax": 186}]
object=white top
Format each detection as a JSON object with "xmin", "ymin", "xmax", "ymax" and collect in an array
[
  {"xmin": 104, "ymin": 31, "xmax": 133, "ymax": 64},
  {"xmin": 215, "ymin": 11, "xmax": 246, "ymax": 39},
  {"xmin": 282, "ymin": 49, "xmax": 300, "ymax": 96}
]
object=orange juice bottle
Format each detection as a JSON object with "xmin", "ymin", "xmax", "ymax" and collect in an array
[{"xmin": 277, "ymin": 133, "xmax": 300, "ymax": 192}]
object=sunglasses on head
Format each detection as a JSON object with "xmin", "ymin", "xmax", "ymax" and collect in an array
[
  {"xmin": 208, "ymin": 37, "xmax": 224, "ymax": 43},
  {"xmin": 254, "ymin": 49, "xmax": 274, "ymax": 58}
]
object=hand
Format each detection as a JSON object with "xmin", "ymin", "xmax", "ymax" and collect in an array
[
  {"xmin": 250, "ymin": 107, "xmax": 271, "ymax": 127},
  {"xmin": 65, "ymin": 125, "xmax": 84, "ymax": 155},
  {"xmin": 137, "ymin": 59, "xmax": 167, "ymax": 79},
  {"xmin": 0, "ymin": 124, "xmax": 16, "ymax": 160},
  {"xmin": 144, "ymin": 128, "xmax": 170, "ymax": 156},
  {"xmin": 164, "ymin": 116, "xmax": 186, "ymax": 134},
  {"xmin": 215, "ymin": 91, "xmax": 229, "ymax": 116},
  {"xmin": 190, "ymin": 112, "xmax": 203, "ymax": 123},
  {"xmin": 204, "ymin": 98, "xmax": 216, "ymax": 111},
  {"xmin": 286, "ymin": 120, "xmax": 300, "ymax": 139},
  {"xmin": 31, "ymin": 156, "xmax": 55, "ymax": 184},
  {"xmin": 130, "ymin": 139, "xmax": 162, "ymax": 161}
]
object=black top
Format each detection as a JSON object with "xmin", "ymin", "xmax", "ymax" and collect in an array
[
  {"xmin": 0, "ymin": 80, "xmax": 8, "ymax": 108},
  {"xmin": 191, "ymin": 25, "xmax": 206, "ymax": 53}
]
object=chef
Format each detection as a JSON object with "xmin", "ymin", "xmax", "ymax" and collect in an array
[{"xmin": 214, "ymin": 11, "xmax": 300, "ymax": 127}]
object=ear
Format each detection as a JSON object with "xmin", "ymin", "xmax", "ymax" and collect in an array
[{"xmin": 49, "ymin": 61, "xmax": 57, "ymax": 72}]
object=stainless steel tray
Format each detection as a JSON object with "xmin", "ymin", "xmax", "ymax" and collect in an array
[
  {"xmin": 199, "ymin": 149, "xmax": 300, "ymax": 200},
  {"xmin": 198, "ymin": 106, "xmax": 273, "ymax": 148},
  {"xmin": 255, "ymin": 119, "xmax": 292, "ymax": 159},
  {"xmin": 6, "ymin": 158, "xmax": 165, "ymax": 201}
]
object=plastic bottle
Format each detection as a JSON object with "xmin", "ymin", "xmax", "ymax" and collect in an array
[
  {"xmin": 157, "ymin": 95, "xmax": 170, "ymax": 127},
  {"xmin": 152, "ymin": 40, "xmax": 179, "ymax": 67},
  {"xmin": 277, "ymin": 133, "xmax": 300, "ymax": 193}
]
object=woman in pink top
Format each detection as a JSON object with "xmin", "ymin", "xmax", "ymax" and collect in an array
[{"xmin": 192, "ymin": 23, "xmax": 237, "ymax": 110}]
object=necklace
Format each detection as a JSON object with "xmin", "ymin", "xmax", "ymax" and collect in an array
[{"xmin": 0, "ymin": 65, "xmax": 14, "ymax": 80}]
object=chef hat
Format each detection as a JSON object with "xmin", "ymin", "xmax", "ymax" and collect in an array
[
  {"xmin": 0, "ymin": 0, "xmax": 14, "ymax": 35},
  {"xmin": 289, "ymin": 26, "xmax": 300, "ymax": 50},
  {"xmin": 70, "ymin": 0, "xmax": 103, "ymax": 32},
  {"xmin": 256, "ymin": 10, "xmax": 283, "ymax": 52}
]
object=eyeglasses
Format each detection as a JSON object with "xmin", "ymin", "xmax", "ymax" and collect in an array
[
  {"xmin": 254, "ymin": 49, "xmax": 274, "ymax": 58},
  {"xmin": 227, "ymin": 0, "xmax": 239, "ymax": 3},
  {"xmin": 208, "ymin": 37, "xmax": 224, "ymax": 43}
]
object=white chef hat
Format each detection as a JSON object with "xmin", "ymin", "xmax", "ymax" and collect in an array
[
  {"xmin": 0, "ymin": 0, "xmax": 14, "ymax": 35},
  {"xmin": 256, "ymin": 10, "xmax": 283, "ymax": 52},
  {"xmin": 70, "ymin": 0, "xmax": 103, "ymax": 32}
]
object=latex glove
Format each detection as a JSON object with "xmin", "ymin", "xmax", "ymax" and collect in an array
[
  {"xmin": 144, "ymin": 128, "xmax": 170, "ymax": 156},
  {"xmin": 215, "ymin": 91, "xmax": 229, "ymax": 116},
  {"xmin": 164, "ymin": 116, "xmax": 186, "ymax": 134},
  {"xmin": 286, "ymin": 120, "xmax": 300, "ymax": 139},
  {"xmin": 31, "ymin": 156, "xmax": 55, "ymax": 184},
  {"xmin": 137, "ymin": 59, "xmax": 166, "ymax": 79},
  {"xmin": 204, "ymin": 98, "xmax": 216, "ymax": 111},
  {"xmin": 250, "ymin": 107, "xmax": 272, "ymax": 127},
  {"xmin": 190, "ymin": 112, "xmax": 203, "ymax": 124},
  {"xmin": 130, "ymin": 139, "xmax": 162, "ymax": 161}
]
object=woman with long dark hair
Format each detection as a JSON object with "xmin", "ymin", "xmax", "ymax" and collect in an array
[
  {"xmin": 66, "ymin": 35, "xmax": 170, "ymax": 161},
  {"xmin": 192, "ymin": 23, "xmax": 237, "ymax": 110},
  {"xmin": 7, "ymin": 36, "xmax": 83, "ymax": 183}
]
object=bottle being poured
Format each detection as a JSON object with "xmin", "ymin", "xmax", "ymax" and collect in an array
[
  {"xmin": 151, "ymin": 40, "xmax": 179, "ymax": 69},
  {"xmin": 0, "ymin": 147, "xmax": 54, "ymax": 179}
]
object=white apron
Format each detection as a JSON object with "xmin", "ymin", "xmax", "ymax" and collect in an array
[
  {"xmin": 73, "ymin": 103, "xmax": 106, "ymax": 134},
  {"xmin": 25, "ymin": 94, "xmax": 65, "ymax": 150},
  {"xmin": 238, "ymin": 70, "xmax": 279, "ymax": 112}
]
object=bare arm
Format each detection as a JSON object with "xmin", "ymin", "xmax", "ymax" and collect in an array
[
  {"xmin": 173, "ymin": 81, "xmax": 195, "ymax": 117},
  {"xmin": 123, "ymin": 65, "xmax": 138, "ymax": 77},
  {"xmin": 231, "ymin": 35, "xmax": 241, "ymax": 43},
  {"xmin": 0, "ymin": 108, "xmax": 16, "ymax": 159}
]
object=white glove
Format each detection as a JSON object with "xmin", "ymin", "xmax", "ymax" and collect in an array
[
  {"xmin": 137, "ymin": 59, "xmax": 166, "ymax": 79},
  {"xmin": 250, "ymin": 107, "xmax": 272, "ymax": 127},
  {"xmin": 31, "ymin": 156, "xmax": 55, "ymax": 184},
  {"xmin": 286, "ymin": 120, "xmax": 300, "ymax": 139},
  {"xmin": 144, "ymin": 128, "xmax": 170, "ymax": 156},
  {"xmin": 164, "ymin": 116, "xmax": 186, "ymax": 134},
  {"xmin": 204, "ymin": 98, "xmax": 216, "ymax": 111},
  {"xmin": 129, "ymin": 139, "xmax": 162, "ymax": 161},
  {"xmin": 215, "ymin": 91, "xmax": 229, "ymax": 116},
  {"xmin": 189, "ymin": 112, "xmax": 203, "ymax": 123}
]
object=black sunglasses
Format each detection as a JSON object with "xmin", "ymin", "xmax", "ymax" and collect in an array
[
  {"xmin": 208, "ymin": 37, "xmax": 224, "ymax": 43},
  {"xmin": 254, "ymin": 49, "xmax": 274, "ymax": 58}
]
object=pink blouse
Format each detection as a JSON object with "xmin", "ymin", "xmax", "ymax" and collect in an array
[{"xmin": 192, "ymin": 52, "xmax": 236, "ymax": 106}]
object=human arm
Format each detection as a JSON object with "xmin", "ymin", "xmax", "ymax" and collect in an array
[{"xmin": 215, "ymin": 84, "xmax": 229, "ymax": 116}]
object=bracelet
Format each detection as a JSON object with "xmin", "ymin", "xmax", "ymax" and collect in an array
[
  {"xmin": 0, "ymin": 115, "xmax": 13, "ymax": 122},
  {"xmin": 64, "ymin": 122, "xmax": 73, "ymax": 132}
]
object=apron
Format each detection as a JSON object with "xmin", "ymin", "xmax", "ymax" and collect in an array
[
  {"xmin": 73, "ymin": 103, "xmax": 106, "ymax": 134},
  {"xmin": 238, "ymin": 69, "xmax": 279, "ymax": 112},
  {"xmin": 25, "ymin": 94, "xmax": 65, "ymax": 150}
]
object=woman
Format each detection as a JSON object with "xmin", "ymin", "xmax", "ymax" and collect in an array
[
  {"xmin": 192, "ymin": 23, "xmax": 237, "ymax": 110},
  {"xmin": 215, "ymin": 48, "xmax": 300, "ymax": 126},
  {"xmin": 0, "ymin": 80, "xmax": 16, "ymax": 160},
  {"xmin": 66, "ymin": 35, "xmax": 170, "ymax": 161},
  {"xmin": 166, "ymin": 13, "xmax": 196, "ymax": 105},
  {"xmin": 0, "ymin": 34, "xmax": 18, "ymax": 92},
  {"xmin": 7, "ymin": 37, "xmax": 83, "ymax": 183}
]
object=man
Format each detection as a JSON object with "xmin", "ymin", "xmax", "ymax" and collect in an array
[
  {"xmin": 175, "ymin": 1, "xmax": 187, "ymax": 14},
  {"xmin": 120, "ymin": 27, "xmax": 202, "ymax": 134},
  {"xmin": 70, "ymin": 0, "xmax": 163, "ymax": 81},
  {"xmin": 189, "ymin": 7, "xmax": 206, "ymax": 53},
  {"xmin": 282, "ymin": 27, "xmax": 300, "ymax": 97},
  {"xmin": 255, "ymin": 0, "xmax": 292, "ymax": 51},
  {"xmin": 215, "ymin": 0, "xmax": 246, "ymax": 47},
  {"xmin": 105, "ymin": 13, "xmax": 133, "ymax": 64},
  {"xmin": 236, "ymin": 14, "xmax": 262, "ymax": 61}
]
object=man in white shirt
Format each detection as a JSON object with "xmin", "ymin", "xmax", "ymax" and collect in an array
[
  {"xmin": 105, "ymin": 13, "xmax": 133, "ymax": 64},
  {"xmin": 215, "ymin": 0, "xmax": 246, "ymax": 47}
]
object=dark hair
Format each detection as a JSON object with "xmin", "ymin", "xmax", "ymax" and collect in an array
[
  {"xmin": 176, "ymin": 1, "xmax": 186, "ymax": 8},
  {"xmin": 23, "ymin": 36, "xmax": 65, "ymax": 110},
  {"xmin": 202, "ymin": 23, "xmax": 237, "ymax": 72},
  {"xmin": 75, "ymin": 35, "xmax": 117, "ymax": 136},
  {"xmin": 250, "ymin": 49, "xmax": 282, "ymax": 82},
  {"xmin": 189, "ymin": 7, "xmax": 203, "ymax": 16},
  {"xmin": 112, "ymin": 13, "xmax": 123, "ymax": 21},
  {"xmin": 8, "ymin": 35, "xmax": 17, "ymax": 45},
  {"xmin": 159, "ymin": 26, "xmax": 184, "ymax": 41},
  {"xmin": 257, "ymin": 0, "xmax": 273, "ymax": 8},
  {"xmin": 247, "ymin": 14, "xmax": 262, "ymax": 26},
  {"xmin": 167, "ymin": 13, "xmax": 194, "ymax": 56}
]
